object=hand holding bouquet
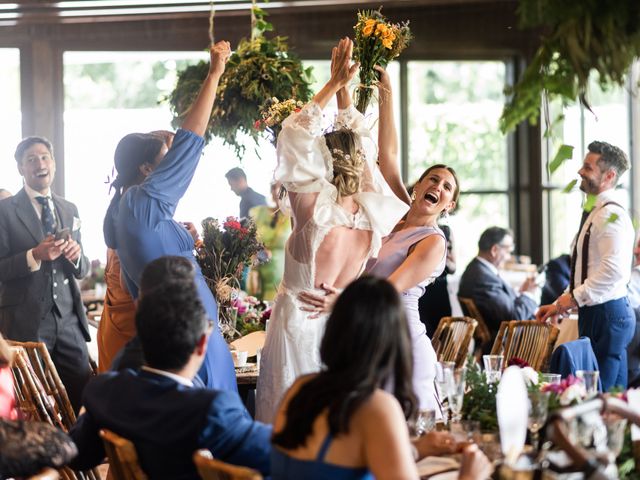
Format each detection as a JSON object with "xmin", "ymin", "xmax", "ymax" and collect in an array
[{"xmin": 353, "ymin": 8, "xmax": 412, "ymax": 113}]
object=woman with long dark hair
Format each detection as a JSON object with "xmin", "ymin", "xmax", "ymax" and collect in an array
[
  {"xmin": 271, "ymin": 277, "xmax": 491, "ymax": 480},
  {"xmin": 107, "ymin": 41, "xmax": 237, "ymax": 391}
]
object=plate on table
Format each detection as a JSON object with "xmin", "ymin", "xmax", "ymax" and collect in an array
[
  {"xmin": 417, "ymin": 456, "xmax": 459, "ymax": 479},
  {"xmin": 235, "ymin": 362, "xmax": 257, "ymax": 373}
]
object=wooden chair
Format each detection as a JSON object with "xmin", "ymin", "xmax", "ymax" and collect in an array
[
  {"xmin": 457, "ymin": 296, "xmax": 492, "ymax": 356},
  {"xmin": 9, "ymin": 341, "xmax": 76, "ymax": 430},
  {"xmin": 490, "ymin": 320, "xmax": 559, "ymax": 372},
  {"xmin": 100, "ymin": 429, "xmax": 148, "ymax": 480},
  {"xmin": 10, "ymin": 345, "xmax": 101, "ymax": 480},
  {"xmin": 29, "ymin": 468, "xmax": 60, "ymax": 480},
  {"xmin": 431, "ymin": 316, "xmax": 477, "ymax": 368},
  {"xmin": 193, "ymin": 450, "xmax": 262, "ymax": 480}
]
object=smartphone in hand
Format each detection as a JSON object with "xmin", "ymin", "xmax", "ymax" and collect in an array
[{"xmin": 54, "ymin": 227, "xmax": 71, "ymax": 242}]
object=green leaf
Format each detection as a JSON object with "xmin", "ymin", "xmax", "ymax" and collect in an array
[
  {"xmin": 607, "ymin": 213, "xmax": 619, "ymax": 224},
  {"xmin": 562, "ymin": 179, "xmax": 577, "ymax": 193},
  {"xmin": 549, "ymin": 144, "xmax": 574, "ymax": 174},
  {"xmin": 584, "ymin": 193, "xmax": 597, "ymax": 212}
]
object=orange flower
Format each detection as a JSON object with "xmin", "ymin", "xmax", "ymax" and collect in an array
[
  {"xmin": 382, "ymin": 30, "xmax": 396, "ymax": 49},
  {"xmin": 362, "ymin": 18, "xmax": 376, "ymax": 37},
  {"xmin": 375, "ymin": 22, "xmax": 388, "ymax": 36}
]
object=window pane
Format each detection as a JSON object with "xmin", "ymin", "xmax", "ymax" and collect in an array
[
  {"xmin": 0, "ymin": 49, "xmax": 22, "ymax": 194},
  {"xmin": 64, "ymin": 51, "xmax": 277, "ymax": 262},
  {"xmin": 406, "ymin": 61, "xmax": 507, "ymax": 189},
  {"xmin": 449, "ymin": 193, "xmax": 509, "ymax": 272}
]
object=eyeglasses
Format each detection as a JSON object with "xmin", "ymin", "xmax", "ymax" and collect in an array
[{"xmin": 498, "ymin": 243, "xmax": 514, "ymax": 253}]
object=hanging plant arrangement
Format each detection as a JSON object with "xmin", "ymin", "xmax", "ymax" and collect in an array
[
  {"xmin": 500, "ymin": 0, "xmax": 640, "ymax": 134},
  {"xmin": 167, "ymin": 1, "xmax": 314, "ymax": 158}
]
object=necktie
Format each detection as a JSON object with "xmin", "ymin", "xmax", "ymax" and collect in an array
[
  {"xmin": 569, "ymin": 208, "xmax": 590, "ymax": 290},
  {"xmin": 36, "ymin": 196, "xmax": 56, "ymax": 235}
]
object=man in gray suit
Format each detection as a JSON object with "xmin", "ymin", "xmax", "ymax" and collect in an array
[{"xmin": 0, "ymin": 136, "xmax": 92, "ymax": 411}]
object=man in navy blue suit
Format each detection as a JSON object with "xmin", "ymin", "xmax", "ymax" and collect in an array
[{"xmin": 69, "ymin": 262, "xmax": 272, "ymax": 478}]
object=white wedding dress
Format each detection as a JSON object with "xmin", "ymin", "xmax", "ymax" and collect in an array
[{"xmin": 255, "ymin": 102, "xmax": 408, "ymax": 423}]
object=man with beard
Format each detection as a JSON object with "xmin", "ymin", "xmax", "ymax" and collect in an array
[
  {"xmin": 537, "ymin": 141, "xmax": 635, "ymax": 390},
  {"xmin": 0, "ymin": 136, "xmax": 91, "ymax": 411}
]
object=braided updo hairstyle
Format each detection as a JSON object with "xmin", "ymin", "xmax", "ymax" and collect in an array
[{"xmin": 324, "ymin": 129, "xmax": 365, "ymax": 198}]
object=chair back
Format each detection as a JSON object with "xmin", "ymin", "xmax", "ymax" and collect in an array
[
  {"xmin": 100, "ymin": 429, "xmax": 148, "ymax": 480},
  {"xmin": 9, "ymin": 341, "xmax": 76, "ymax": 429},
  {"xmin": 491, "ymin": 320, "xmax": 559, "ymax": 371},
  {"xmin": 457, "ymin": 296, "xmax": 492, "ymax": 354},
  {"xmin": 193, "ymin": 450, "xmax": 262, "ymax": 480},
  {"xmin": 432, "ymin": 316, "xmax": 477, "ymax": 368},
  {"xmin": 10, "ymin": 345, "xmax": 101, "ymax": 480}
]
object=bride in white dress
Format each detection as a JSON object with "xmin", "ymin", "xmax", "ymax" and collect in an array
[{"xmin": 255, "ymin": 38, "xmax": 409, "ymax": 422}]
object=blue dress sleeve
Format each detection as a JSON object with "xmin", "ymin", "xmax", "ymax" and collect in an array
[{"xmin": 140, "ymin": 128, "xmax": 205, "ymax": 213}]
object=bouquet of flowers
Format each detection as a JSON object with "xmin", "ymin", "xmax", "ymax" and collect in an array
[
  {"xmin": 254, "ymin": 97, "xmax": 304, "ymax": 147},
  {"xmin": 196, "ymin": 216, "xmax": 265, "ymax": 310},
  {"xmin": 539, "ymin": 375, "xmax": 587, "ymax": 411},
  {"xmin": 352, "ymin": 8, "xmax": 412, "ymax": 113},
  {"xmin": 231, "ymin": 294, "xmax": 271, "ymax": 337}
]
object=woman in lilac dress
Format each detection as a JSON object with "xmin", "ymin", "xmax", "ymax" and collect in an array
[
  {"xmin": 110, "ymin": 42, "xmax": 237, "ymax": 392},
  {"xmin": 302, "ymin": 69, "xmax": 460, "ymax": 411}
]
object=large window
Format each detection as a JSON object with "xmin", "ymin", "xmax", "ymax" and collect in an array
[
  {"xmin": 406, "ymin": 61, "xmax": 509, "ymax": 268},
  {"xmin": 63, "ymin": 51, "xmax": 278, "ymax": 262},
  {"xmin": 543, "ymin": 70, "xmax": 635, "ymax": 259},
  {"xmin": 0, "ymin": 49, "xmax": 22, "ymax": 194}
]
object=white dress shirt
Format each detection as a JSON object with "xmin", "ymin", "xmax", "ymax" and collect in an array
[
  {"xmin": 141, "ymin": 366, "xmax": 194, "ymax": 387},
  {"xmin": 627, "ymin": 267, "xmax": 640, "ymax": 309},
  {"xmin": 572, "ymin": 188, "xmax": 634, "ymax": 307}
]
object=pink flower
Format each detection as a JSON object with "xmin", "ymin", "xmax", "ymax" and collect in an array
[
  {"xmin": 254, "ymin": 119, "xmax": 262, "ymax": 129},
  {"xmin": 261, "ymin": 308, "xmax": 272, "ymax": 323}
]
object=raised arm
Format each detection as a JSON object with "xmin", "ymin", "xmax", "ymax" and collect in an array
[
  {"xmin": 181, "ymin": 41, "xmax": 231, "ymax": 136},
  {"xmin": 312, "ymin": 37, "xmax": 359, "ymax": 110},
  {"xmin": 376, "ymin": 66, "xmax": 410, "ymax": 205}
]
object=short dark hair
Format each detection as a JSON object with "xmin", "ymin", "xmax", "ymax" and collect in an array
[
  {"xmin": 135, "ymin": 281, "xmax": 208, "ymax": 371},
  {"xmin": 272, "ymin": 276, "xmax": 416, "ymax": 449},
  {"xmin": 478, "ymin": 226, "xmax": 512, "ymax": 252},
  {"xmin": 139, "ymin": 256, "xmax": 195, "ymax": 297},
  {"xmin": 14, "ymin": 136, "xmax": 53, "ymax": 163},
  {"xmin": 225, "ymin": 167, "xmax": 247, "ymax": 181},
  {"xmin": 588, "ymin": 141, "xmax": 629, "ymax": 182}
]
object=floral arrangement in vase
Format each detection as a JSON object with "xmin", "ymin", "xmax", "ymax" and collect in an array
[
  {"xmin": 352, "ymin": 8, "xmax": 412, "ymax": 113},
  {"xmin": 230, "ymin": 294, "xmax": 272, "ymax": 337},
  {"xmin": 195, "ymin": 216, "xmax": 265, "ymax": 338},
  {"xmin": 254, "ymin": 97, "xmax": 304, "ymax": 147}
]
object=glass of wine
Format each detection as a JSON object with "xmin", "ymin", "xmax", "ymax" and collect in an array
[
  {"xmin": 527, "ymin": 390, "xmax": 549, "ymax": 451},
  {"xmin": 446, "ymin": 367, "xmax": 466, "ymax": 423}
]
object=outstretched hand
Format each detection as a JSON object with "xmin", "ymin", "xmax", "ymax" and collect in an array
[
  {"xmin": 209, "ymin": 40, "xmax": 232, "ymax": 77},
  {"xmin": 330, "ymin": 37, "xmax": 359, "ymax": 90}
]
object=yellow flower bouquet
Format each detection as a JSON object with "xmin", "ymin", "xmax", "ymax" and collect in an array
[{"xmin": 353, "ymin": 9, "xmax": 412, "ymax": 113}]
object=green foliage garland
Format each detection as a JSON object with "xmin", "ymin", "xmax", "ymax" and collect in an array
[
  {"xmin": 461, "ymin": 358, "xmax": 498, "ymax": 432},
  {"xmin": 500, "ymin": 0, "xmax": 640, "ymax": 133},
  {"xmin": 168, "ymin": 4, "xmax": 313, "ymax": 158}
]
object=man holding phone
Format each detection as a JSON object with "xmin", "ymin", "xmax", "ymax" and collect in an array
[{"xmin": 0, "ymin": 136, "xmax": 92, "ymax": 411}]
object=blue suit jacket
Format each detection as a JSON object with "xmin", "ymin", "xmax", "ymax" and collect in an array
[
  {"xmin": 69, "ymin": 369, "xmax": 271, "ymax": 479},
  {"xmin": 458, "ymin": 257, "xmax": 537, "ymax": 336}
]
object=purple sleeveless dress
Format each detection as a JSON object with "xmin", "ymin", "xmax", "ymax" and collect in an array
[{"xmin": 366, "ymin": 226, "xmax": 445, "ymax": 412}]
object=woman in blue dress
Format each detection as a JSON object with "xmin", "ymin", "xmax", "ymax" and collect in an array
[
  {"xmin": 106, "ymin": 41, "xmax": 237, "ymax": 391},
  {"xmin": 271, "ymin": 277, "xmax": 492, "ymax": 480}
]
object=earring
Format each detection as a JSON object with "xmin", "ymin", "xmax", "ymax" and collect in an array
[
  {"xmin": 410, "ymin": 191, "xmax": 417, "ymax": 202},
  {"xmin": 440, "ymin": 210, "xmax": 450, "ymax": 223}
]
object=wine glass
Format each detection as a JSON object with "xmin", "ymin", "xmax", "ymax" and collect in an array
[
  {"xmin": 483, "ymin": 354, "xmax": 503, "ymax": 384},
  {"xmin": 435, "ymin": 361, "xmax": 455, "ymax": 422},
  {"xmin": 527, "ymin": 390, "xmax": 549, "ymax": 451},
  {"xmin": 446, "ymin": 367, "xmax": 466, "ymax": 423}
]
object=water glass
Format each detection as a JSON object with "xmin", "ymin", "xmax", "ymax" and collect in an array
[
  {"xmin": 576, "ymin": 370, "xmax": 599, "ymax": 396},
  {"xmin": 540, "ymin": 373, "xmax": 561, "ymax": 385},
  {"xmin": 483, "ymin": 355, "xmax": 504, "ymax": 383},
  {"xmin": 446, "ymin": 367, "xmax": 466, "ymax": 423},
  {"xmin": 412, "ymin": 409, "xmax": 437, "ymax": 437},
  {"xmin": 435, "ymin": 361, "xmax": 455, "ymax": 419},
  {"xmin": 527, "ymin": 390, "xmax": 549, "ymax": 450},
  {"xmin": 605, "ymin": 417, "xmax": 627, "ymax": 457}
]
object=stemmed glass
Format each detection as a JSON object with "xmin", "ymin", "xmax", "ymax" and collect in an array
[
  {"xmin": 435, "ymin": 361, "xmax": 455, "ymax": 423},
  {"xmin": 527, "ymin": 390, "xmax": 549, "ymax": 451},
  {"xmin": 483, "ymin": 355, "xmax": 503, "ymax": 384},
  {"xmin": 446, "ymin": 367, "xmax": 466, "ymax": 423}
]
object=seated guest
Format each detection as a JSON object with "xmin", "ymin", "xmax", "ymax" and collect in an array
[
  {"xmin": 627, "ymin": 236, "xmax": 640, "ymax": 386},
  {"xmin": 272, "ymin": 276, "xmax": 492, "ymax": 480},
  {"xmin": 69, "ymin": 274, "xmax": 271, "ymax": 478},
  {"xmin": 540, "ymin": 254, "xmax": 570, "ymax": 306},
  {"xmin": 458, "ymin": 227, "xmax": 537, "ymax": 343}
]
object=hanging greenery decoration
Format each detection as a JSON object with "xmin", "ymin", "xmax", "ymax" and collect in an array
[
  {"xmin": 500, "ymin": 0, "xmax": 640, "ymax": 134},
  {"xmin": 167, "ymin": 1, "xmax": 314, "ymax": 158}
]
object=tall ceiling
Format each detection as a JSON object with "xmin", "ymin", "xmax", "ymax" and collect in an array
[{"xmin": 1, "ymin": 0, "xmax": 513, "ymax": 24}]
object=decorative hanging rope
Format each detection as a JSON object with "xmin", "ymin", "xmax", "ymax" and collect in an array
[
  {"xmin": 208, "ymin": 0, "xmax": 215, "ymax": 44},
  {"xmin": 250, "ymin": 0, "xmax": 257, "ymax": 41}
]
